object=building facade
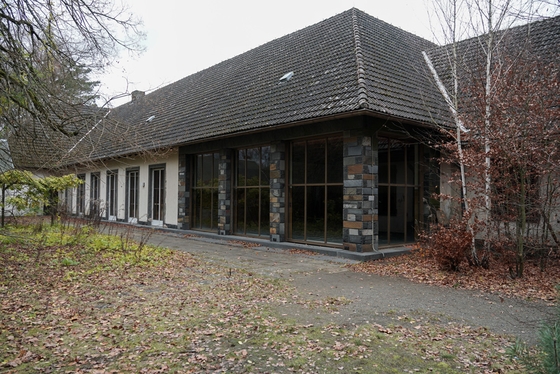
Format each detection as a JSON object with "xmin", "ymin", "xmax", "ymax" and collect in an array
[{"xmin": 55, "ymin": 9, "xmax": 558, "ymax": 254}]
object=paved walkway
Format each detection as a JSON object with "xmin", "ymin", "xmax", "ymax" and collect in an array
[{"xmin": 120, "ymin": 226, "xmax": 556, "ymax": 346}]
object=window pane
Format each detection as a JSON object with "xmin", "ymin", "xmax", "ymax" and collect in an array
[
  {"xmin": 390, "ymin": 186, "xmax": 405, "ymax": 243},
  {"xmin": 246, "ymin": 148, "xmax": 260, "ymax": 186},
  {"xmin": 378, "ymin": 185, "xmax": 388, "ymax": 245},
  {"xmin": 193, "ymin": 189, "xmax": 201, "ymax": 228},
  {"xmin": 128, "ymin": 171, "xmax": 138, "ymax": 218},
  {"xmin": 406, "ymin": 187, "xmax": 416, "ymax": 242},
  {"xmin": 260, "ymin": 187, "xmax": 270, "ymax": 237},
  {"xmin": 261, "ymin": 146, "xmax": 270, "ymax": 185},
  {"xmin": 152, "ymin": 169, "xmax": 165, "ymax": 221},
  {"xmin": 108, "ymin": 173, "xmax": 117, "ymax": 216},
  {"xmin": 236, "ymin": 189, "xmax": 245, "ymax": 234},
  {"xmin": 196, "ymin": 155, "xmax": 203, "ymax": 186},
  {"xmin": 212, "ymin": 188, "xmax": 218, "ymax": 228},
  {"xmin": 213, "ymin": 153, "xmax": 220, "ymax": 187},
  {"xmin": 202, "ymin": 154, "xmax": 213, "ymax": 185},
  {"xmin": 291, "ymin": 141, "xmax": 305, "ymax": 184},
  {"xmin": 326, "ymin": 186, "xmax": 343, "ymax": 243},
  {"xmin": 201, "ymin": 189, "xmax": 212, "ymax": 229},
  {"xmin": 407, "ymin": 145, "xmax": 416, "ymax": 185},
  {"xmin": 245, "ymin": 188, "xmax": 260, "ymax": 235},
  {"xmin": 237, "ymin": 150, "xmax": 246, "ymax": 187},
  {"xmin": 390, "ymin": 145, "xmax": 405, "ymax": 184},
  {"xmin": 78, "ymin": 174, "xmax": 85, "ymax": 214},
  {"xmin": 307, "ymin": 139, "xmax": 325, "ymax": 184},
  {"xmin": 327, "ymin": 137, "xmax": 343, "ymax": 183},
  {"xmin": 378, "ymin": 140, "xmax": 388, "ymax": 184},
  {"xmin": 291, "ymin": 186, "xmax": 305, "ymax": 240},
  {"xmin": 306, "ymin": 186, "xmax": 325, "ymax": 242}
]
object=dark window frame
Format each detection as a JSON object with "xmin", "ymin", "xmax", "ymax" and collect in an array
[
  {"xmin": 125, "ymin": 168, "xmax": 140, "ymax": 222},
  {"xmin": 191, "ymin": 152, "xmax": 220, "ymax": 231},
  {"xmin": 377, "ymin": 138, "xmax": 421, "ymax": 245},
  {"xmin": 77, "ymin": 174, "xmax": 86, "ymax": 215},
  {"xmin": 234, "ymin": 145, "xmax": 271, "ymax": 237},
  {"xmin": 149, "ymin": 164, "xmax": 166, "ymax": 223},
  {"xmin": 90, "ymin": 172, "xmax": 101, "ymax": 217},
  {"xmin": 288, "ymin": 135, "xmax": 343, "ymax": 246},
  {"xmin": 106, "ymin": 170, "xmax": 118, "ymax": 219}
]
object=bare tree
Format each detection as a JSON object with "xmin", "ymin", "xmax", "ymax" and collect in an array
[
  {"xmin": 425, "ymin": 0, "xmax": 559, "ymax": 273},
  {"xmin": 0, "ymin": 0, "xmax": 144, "ymax": 138},
  {"xmin": 424, "ymin": 0, "xmax": 477, "ymax": 260}
]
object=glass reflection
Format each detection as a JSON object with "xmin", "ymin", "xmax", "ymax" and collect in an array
[{"xmin": 235, "ymin": 146, "xmax": 271, "ymax": 237}]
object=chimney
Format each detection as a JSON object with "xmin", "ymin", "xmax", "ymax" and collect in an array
[{"xmin": 131, "ymin": 90, "xmax": 145, "ymax": 103}]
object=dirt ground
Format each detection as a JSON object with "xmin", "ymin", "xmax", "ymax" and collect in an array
[{"xmin": 135, "ymin": 228, "xmax": 557, "ymax": 346}]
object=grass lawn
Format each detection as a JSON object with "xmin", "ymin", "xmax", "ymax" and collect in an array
[{"xmin": 0, "ymin": 221, "xmax": 537, "ymax": 373}]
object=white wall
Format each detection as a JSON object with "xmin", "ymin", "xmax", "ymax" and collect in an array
[{"xmin": 68, "ymin": 148, "xmax": 179, "ymax": 227}]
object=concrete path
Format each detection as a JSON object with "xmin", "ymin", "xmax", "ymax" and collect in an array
[{"xmin": 122, "ymin": 227, "xmax": 557, "ymax": 346}]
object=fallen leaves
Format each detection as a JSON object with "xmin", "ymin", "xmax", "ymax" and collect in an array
[
  {"xmin": 349, "ymin": 249, "xmax": 560, "ymax": 302},
  {"xmin": 0, "ymin": 223, "xmax": 540, "ymax": 373}
]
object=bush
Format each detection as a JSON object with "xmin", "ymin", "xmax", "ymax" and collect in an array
[{"xmin": 419, "ymin": 217, "xmax": 474, "ymax": 271}]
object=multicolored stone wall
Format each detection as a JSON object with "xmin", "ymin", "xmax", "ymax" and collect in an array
[{"xmin": 343, "ymin": 132, "xmax": 378, "ymax": 252}]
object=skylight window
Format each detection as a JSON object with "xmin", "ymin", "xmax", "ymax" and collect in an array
[
  {"xmin": 279, "ymin": 71, "xmax": 294, "ymax": 82},
  {"xmin": 146, "ymin": 115, "xmax": 155, "ymax": 123}
]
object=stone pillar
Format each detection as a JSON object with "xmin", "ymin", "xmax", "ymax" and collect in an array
[
  {"xmin": 269, "ymin": 142, "xmax": 286, "ymax": 242},
  {"xmin": 178, "ymin": 149, "xmax": 191, "ymax": 230},
  {"xmin": 218, "ymin": 149, "xmax": 233, "ymax": 235},
  {"xmin": 343, "ymin": 132, "xmax": 377, "ymax": 252}
]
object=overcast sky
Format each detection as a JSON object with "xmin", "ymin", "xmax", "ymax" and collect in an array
[{"xmin": 99, "ymin": 0, "xmax": 436, "ymax": 107}]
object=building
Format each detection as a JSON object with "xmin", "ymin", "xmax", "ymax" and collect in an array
[{"xmin": 8, "ymin": 8, "xmax": 559, "ymax": 257}]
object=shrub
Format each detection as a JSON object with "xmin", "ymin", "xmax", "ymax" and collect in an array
[
  {"xmin": 509, "ymin": 286, "xmax": 560, "ymax": 373},
  {"xmin": 419, "ymin": 217, "xmax": 474, "ymax": 271}
]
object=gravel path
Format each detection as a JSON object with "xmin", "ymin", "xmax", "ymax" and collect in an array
[{"xmin": 127, "ymin": 227, "xmax": 557, "ymax": 346}]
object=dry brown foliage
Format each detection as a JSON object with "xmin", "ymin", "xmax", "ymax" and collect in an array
[{"xmin": 350, "ymin": 248, "xmax": 560, "ymax": 303}]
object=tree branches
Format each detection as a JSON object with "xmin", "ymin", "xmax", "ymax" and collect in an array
[{"xmin": 0, "ymin": 0, "xmax": 144, "ymax": 138}]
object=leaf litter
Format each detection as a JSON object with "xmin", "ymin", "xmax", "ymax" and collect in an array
[
  {"xmin": 348, "ymin": 249, "xmax": 560, "ymax": 303},
  {"xmin": 0, "ymin": 224, "xmax": 538, "ymax": 373}
]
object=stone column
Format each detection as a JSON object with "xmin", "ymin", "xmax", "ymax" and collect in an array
[
  {"xmin": 343, "ymin": 132, "xmax": 377, "ymax": 252},
  {"xmin": 218, "ymin": 148, "xmax": 233, "ymax": 235},
  {"xmin": 269, "ymin": 142, "xmax": 286, "ymax": 242},
  {"xmin": 178, "ymin": 149, "xmax": 191, "ymax": 230}
]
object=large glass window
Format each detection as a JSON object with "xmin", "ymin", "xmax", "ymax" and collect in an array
[
  {"xmin": 235, "ymin": 146, "xmax": 270, "ymax": 237},
  {"xmin": 289, "ymin": 136, "xmax": 343, "ymax": 245},
  {"xmin": 378, "ymin": 139, "xmax": 421, "ymax": 245},
  {"xmin": 192, "ymin": 153, "xmax": 220, "ymax": 231}
]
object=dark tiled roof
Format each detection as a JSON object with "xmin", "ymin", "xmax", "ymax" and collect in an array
[
  {"xmin": 11, "ymin": 10, "xmax": 560, "ymax": 168},
  {"xmin": 425, "ymin": 15, "xmax": 560, "ymax": 99},
  {"xmin": 20, "ymin": 10, "xmax": 560, "ymax": 168},
  {"xmin": 86, "ymin": 8, "xmax": 450, "ymax": 160},
  {"xmin": 7, "ymin": 106, "xmax": 113, "ymax": 170}
]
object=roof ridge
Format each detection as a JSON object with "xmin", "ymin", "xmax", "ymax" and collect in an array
[{"xmin": 351, "ymin": 9, "xmax": 371, "ymax": 110}]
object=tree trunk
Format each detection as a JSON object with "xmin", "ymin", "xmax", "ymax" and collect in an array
[
  {"xmin": 516, "ymin": 167, "xmax": 526, "ymax": 278},
  {"xmin": 1, "ymin": 183, "xmax": 5, "ymax": 228}
]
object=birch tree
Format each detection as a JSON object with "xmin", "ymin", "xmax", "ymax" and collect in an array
[
  {"xmin": 424, "ymin": 0, "xmax": 478, "ymax": 261},
  {"xmin": 425, "ymin": 0, "xmax": 559, "ymax": 273}
]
